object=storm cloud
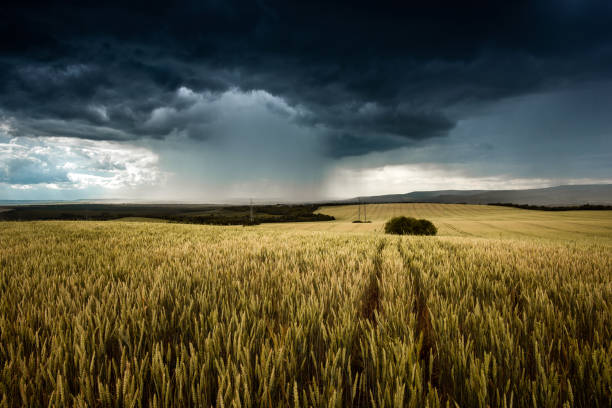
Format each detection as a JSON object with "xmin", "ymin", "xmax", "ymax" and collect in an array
[{"xmin": 1, "ymin": 1, "xmax": 612, "ymax": 198}]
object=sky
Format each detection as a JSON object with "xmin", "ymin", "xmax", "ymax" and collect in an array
[{"xmin": 1, "ymin": 1, "xmax": 612, "ymax": 201}]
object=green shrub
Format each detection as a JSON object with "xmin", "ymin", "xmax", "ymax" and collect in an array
[{"xmin": 384, "ymin": 216, "xmax": 437, "ymax": 235}]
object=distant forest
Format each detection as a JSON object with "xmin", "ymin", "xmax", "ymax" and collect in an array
[
  {"xmin": 489, "ymin": 203, "xmax": 612, "ymax": 211},
  {"xmin": 0, "ymin": 204, "xmax": 334, "ymax": 225}
]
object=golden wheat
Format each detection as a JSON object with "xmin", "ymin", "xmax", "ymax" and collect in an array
[
  {"xmin": 0, "ymin": 220, "xmax": 610, "ymax": 407},
  {"xmin": 261, "ymin": 203, "xmax": 612, "ymax": 245}
]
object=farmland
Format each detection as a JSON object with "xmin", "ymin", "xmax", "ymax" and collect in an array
[
  {"xmin": 264, "ymin": 203, "xmax": 612, "ymax": 243},
  {"xmin": 1, "ymin": 205, "xmax": 611, "ymax": 407},
  {"xmin": 0, "ymin": 204, "xmax": 333, "ymax": 225}
]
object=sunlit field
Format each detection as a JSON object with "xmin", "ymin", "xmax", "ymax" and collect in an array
[
  {"xmin": 262, "ymin": 203, "xmax": 612, "ymax": 243},
  {"xmin": 1, "ymin": 214, "xmax": 610, "ymax": 406}
]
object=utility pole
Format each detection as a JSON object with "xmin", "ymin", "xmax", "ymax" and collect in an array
[
  {"xmin": 364, "ymin": 202, "xmax": 367, "ymax": 222},
  {"xmin": 249, "ymin": 199, "xmax": 254, "ymax": 223},
  {"xmin": 358, "ymin": 197, "xmax": 361, "ymax": 221}
]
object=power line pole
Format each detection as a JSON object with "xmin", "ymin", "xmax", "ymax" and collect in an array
[
  {"xmin": 250, "ymin": 199, "xmax": 254, "ymax": 223},
  {"xmin": 364, "ymin": 202, "xmax": 367, "ymax": 222},
  {"xmin": 358, "ymin": 197, "xmax": 361, "ymax": 221}
]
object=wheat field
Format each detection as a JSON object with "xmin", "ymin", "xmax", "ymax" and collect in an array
[
  {"xmin": 1, "ymin": 216, "xmax": 610, "ymax": 407},
  {"xmin": 262, "ymin": 204, "xmax": 612, "ymax": 243}
]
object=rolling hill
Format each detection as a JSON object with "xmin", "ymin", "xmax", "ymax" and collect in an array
[{"xmin": 346, "ymin": 184, "xmax": 612, "ymax": 206}]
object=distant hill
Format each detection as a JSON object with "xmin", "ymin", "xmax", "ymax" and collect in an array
[{"xmin": 346, "ymin": 184, "xmax": 612, "ymax": 206}]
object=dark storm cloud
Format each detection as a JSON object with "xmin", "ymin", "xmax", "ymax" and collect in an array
[
  {"xmin": 300, "ymin": 104, "xmax": 454, "ymax": 139},
  {"xmin": 2, "ymin": 0, "xmax": 612, "ymax": 157},
  {"xmin": 324, "ymin": 133, "xmax": 410, "ymax": 159}
]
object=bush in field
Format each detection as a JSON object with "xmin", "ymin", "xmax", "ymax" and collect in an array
[{"xmin": 384, "ymin": 216, "xmax": 437, "ymax": 235}]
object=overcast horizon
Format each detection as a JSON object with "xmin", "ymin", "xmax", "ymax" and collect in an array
[{"xmin": 2, "ymin": 1, "xmax": 612, "ymax": 201}]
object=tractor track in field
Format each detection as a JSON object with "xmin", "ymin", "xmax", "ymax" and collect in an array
[
  {"xmin": 557, "ymin": 220, "xmax": 612, "ymax": 232},
  {"xmin": 442, "ymin": 222, "xmax": 476, "ymax": 237},
  {"xmin": 518, "ymin": 221, "xmax": 606, "ymax": 236},
  {"xmin": 476, "ymin": 221, "xmax": 545, "ymax": 239}
]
